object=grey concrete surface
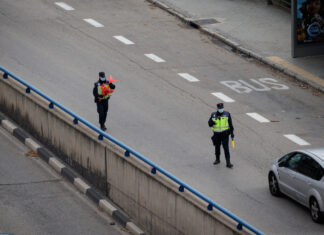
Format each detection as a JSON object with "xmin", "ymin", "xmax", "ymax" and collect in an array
[
  {"xmin": 0, "ymin": 0, "xmax": 324, "ymax": 234},
  {"xmin": 156, "ymin": 0, "xmax": 324, "ymax": 79},
  {"xmin": 0, "ymin": 126, "xmax": 128, "ymax": 235}
]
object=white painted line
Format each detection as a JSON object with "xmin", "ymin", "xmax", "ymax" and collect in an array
[
  {"xmin": 2, "ymin": 120, "xmax": 17, "ymax": 134},
  {"xmin": 74, "ymin": 178, "xmax": 90, "ymax": 194},
  {"xmin": 83, "ymin": 18, "xmax": 104, "ymax": 28},
  {"xmin": 55, "ymin": 2, "xmax": 74, "ymax": 11},
  {"xmin": 246, "ymin": 113, "xmax": 270, "ymax": 123},
  {"xmin": 113, "ymin": 36, "xmax": 134, "ymax": 45},
  {"xmin": 49, "ymin": 158, "xmax": 65, "ymax": 173},
  {"xmin": 178, "ymin": 73, "xmax": 200, "ymax": 82},
  {"xmin": 25, "ymin": 138, "xmax": 41, "ymax": 152},
  {"xmin": 99, "ymin": 200, "xmax": 117, "ymax": 215},
  {"xmin": 211, "ymin": 92, "xmax": 235, "ymax": 102},
  {"xmin": 284, "ymin": 134, "xmax": 310, "ymax": 146},
  {"xmin": 144, "ymin": 54, "xmax": 165, "ymax": 63}
]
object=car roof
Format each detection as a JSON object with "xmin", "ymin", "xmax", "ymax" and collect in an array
[{"xmin": 297, "ymin": 147, "xmax": 324, "ymax": 162}]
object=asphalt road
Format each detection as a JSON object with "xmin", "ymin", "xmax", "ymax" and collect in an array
[
  {"xmin": 0, "ymin": 126, "xmax": 128, "ymax": 235},
  {"xmin": 0, "ymin": 0, "xmax": 324, "ymax": 234}
]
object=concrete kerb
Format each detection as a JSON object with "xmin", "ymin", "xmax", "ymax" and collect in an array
[
  {"xmin": 0, "ymin": 111, "xmax": 146, "ymax": 235},
  {"xmin": 147, "ymin": 0, "xmax": 324, "ymax": 93}
]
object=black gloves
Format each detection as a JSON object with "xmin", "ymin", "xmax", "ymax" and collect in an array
[{"xmin": 231, "ymin": 134, "xmax": 234, "ymax": 139}]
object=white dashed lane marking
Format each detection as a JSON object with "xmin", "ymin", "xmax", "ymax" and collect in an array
[
  {"xmin": 144, "ymin": 54, "xmax": 165, "ymax": 63},
  {"xmin": 178, "ymin": 73, "xmax": 199, "ymax": 82},
  {"xmin": 284, "ymin": 134, "xmax": 310, "ymax": 146},
  {"xmin": 211, "ymin": 92, "xmax": 235, "ymax": 102},
  {"xmin": 246, "ymin": 113, "xmax": 270, "ymax": 123},
  {"xmin": 55, "ymin": 2, "xmax": 74, "ymax": 11},
  {"xmin": 113, "ymin": 36, "xmax": 135, "ymax": 45},
  {"xmin": 83, "ymin": 19, "xmax": 104, "ymax": 28}
]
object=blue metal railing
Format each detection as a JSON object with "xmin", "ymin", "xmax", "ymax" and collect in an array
[{"xmin": 0, "ymin": 66, "xmax": 264, "ymax": 235}]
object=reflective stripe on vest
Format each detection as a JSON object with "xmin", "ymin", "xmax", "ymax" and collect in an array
[
  {"xmin": 211, "ymin": 116, "xmax": 229, "ymax": 132},
  {"xmin": 98, "ymin": 83, "xmax": 114, "ymax": 99}
]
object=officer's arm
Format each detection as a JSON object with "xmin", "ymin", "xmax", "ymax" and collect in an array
[
  {"xmin": 228, "ymin": 113, "xmax": 234, "ymax": 136},
  {"xmin": 93, "ymin": 84, "xmax": 98, "ymax": 98},
  {"xmin": 208, "ymin": 114, "xmax": 215, "ymax": 127}
]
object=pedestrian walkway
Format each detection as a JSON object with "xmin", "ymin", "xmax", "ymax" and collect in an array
[{"xmin": 150, "ymin": 0, "xmax": 324, "ymax": 91}]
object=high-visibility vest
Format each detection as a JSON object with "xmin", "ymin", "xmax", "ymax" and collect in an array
[
  {"xmin": 211, "ymin": 113, "xmax": 229, "ymax": 132},
  {"xmin": 97, "ymin": 83, "xmax": 114, "ymax": 99}
]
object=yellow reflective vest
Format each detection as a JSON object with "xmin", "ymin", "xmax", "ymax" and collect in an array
[{"xmin": 211, "ymin": 113, "xmax": 229, "ymax": 133}]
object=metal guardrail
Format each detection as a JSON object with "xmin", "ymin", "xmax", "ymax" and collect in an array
[{"xmin": 0, "ymin": 66, "xmax": 264, "ymax": 235}]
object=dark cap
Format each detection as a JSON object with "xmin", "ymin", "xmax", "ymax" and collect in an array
[
  {"xmin": 217, "ymin": 103, "xmax": 224, "ymax": 109},
  {"xmin": 99, "ymin": 72, "xmax": 105, "ymax": 78}
]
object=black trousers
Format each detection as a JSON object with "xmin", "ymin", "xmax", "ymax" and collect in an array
[
  {"xmin": 96, "ymin": 99, "xmax": 109, "ymax": 126},
  {"xmin": 212, "ymin": 132, "xmax": 231, "ymax": 164}
]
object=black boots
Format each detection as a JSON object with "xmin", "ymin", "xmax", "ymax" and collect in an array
[
  {"xmin": 100, "ymin": 124, "xmax": 107, "ymax": 131},
  {"xmin": 226, "ymin": 163, "xmax": 233, "ymax": 168}
]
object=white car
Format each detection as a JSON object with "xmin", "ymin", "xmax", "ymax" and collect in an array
[{"xmin": 268, "ymin": 148, "xmax": 324, "ymax": 223}]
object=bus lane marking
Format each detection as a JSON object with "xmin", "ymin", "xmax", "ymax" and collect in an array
[
  {"xmin": 145, "ymin": 54, "xmax": 165, "ymax": 63},
  {"xmin": 284, "ymin": 134, "xmax": 310, "ymax": 146},
  {"xmin": 83, "ymin": 19, "xmax": 104, "ymax": 28},
  {"xmin": 55, "ymin": 2, "xmax": 74, "ymax": 11},
  {"xmin": 220, "ymin": 78, "xmax": 289, "ymax": 94},
  {"xmin": 114, "ymin": 36, "xmax": 135, "ymax": 45},
  {"xmin": 178, "ymin": 73, "xmax": 200, "ymax": 82},
  {"xmin": 211, "ymin": 92, "xmax": 235, "ymax": 102},
  {"xmin": 246, "ymin": 113, "xmax": 270, "ymax": 123}
]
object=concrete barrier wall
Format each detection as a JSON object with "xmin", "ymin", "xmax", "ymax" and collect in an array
[{"xmin": 0, "ymin": 74, "xmax": 251, "ymax": 235}]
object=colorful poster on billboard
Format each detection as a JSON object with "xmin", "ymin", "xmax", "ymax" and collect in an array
[{"xmin": 296, "ymin": 0, "xmax": 324, "ymax": 44}]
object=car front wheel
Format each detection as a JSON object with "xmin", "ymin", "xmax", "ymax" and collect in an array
[
  {"xmin": 268, "ymin": 172, "xmax": 281, "ymax": 196},
  {"xmin": 310, "ymin": 198, "xmax": 323, "ymax": 223}
]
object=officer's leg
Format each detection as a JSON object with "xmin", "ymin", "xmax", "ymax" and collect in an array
[
  {"xmin": 221, "ymin": 134, "xmax": 232, "ymax": 167},
  {"xmin": 214, "ymin": 134, "xmax": 221, "ymax": 164},
  {"xmin": 97, "ymin": 103, "xmax": 105, "ymax": 127},
  {"xmin": 102, "ymin": 100, "xmax": 109, "ymax": 125}
]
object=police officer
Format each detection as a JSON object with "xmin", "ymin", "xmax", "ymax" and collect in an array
[
  {"xmin": 93, "ymin": 72, "xmax": 116, "ymax": 131},
  {"xmin": 208, "ymin": 103, "xmax": 234, "ymax": 168}
]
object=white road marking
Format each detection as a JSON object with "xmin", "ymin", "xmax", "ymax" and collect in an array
[
  {"xmin": 144, "ymin": 54, "xmax": 165, "ymax": 63},
  {"xmin": 83, "ymin": 18, "xmax": 104, "ymax": 28},
  {"xmin": 113, "ymin": 36, "xmax": 134, "ymax": 45},
  {"xmin": 246, "ymin": 113, "xmax": 270, "ymax": 123},
  {"xmin": 284, "ymin": 134, "xmax": 310, "ymax": 146},
  {"xmin": 178, "ymin": 73, "xmax": 199, "ymax": 82},
  {"xmin": 55, "ymin": 2, "xmax": 74, "ymax": 11},
  {"xmin": 220, "ymin": 78, "xmax": 289, "ymax": 94},
  {"xmin": 211, "ymin": 92, "xmax": 235, "ymax": 102}
]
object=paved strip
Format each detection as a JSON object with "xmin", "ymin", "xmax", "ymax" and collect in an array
[
  {"xmin": 178, "ymin": 73, "xmax": 199, "ymax": 82},
  {"xmin": 114, "ymin": 36, "xmax": 135, "ymax": 45},
  {"xmin": 284, "ymin": 134, "xmax": 310, "ymax": 146},
  {"xmin": 246, "ymin": 113, "xmax": 270, "ymax": 123},
  {"xmin": 266, "ymin": 56, "xmax": 324, "ymax": 88},
  {"xmin": 83, "ymin": 18, "xmax": 104, "ymax": 28},
  {"xmin": 0, "ymin": 113, "xmax": 145, "ymax": 235},
  {"xmin": 211, "ymin": 92, "xmax": 235, "ymax": 102},
  {"xmin": 55, "ymin": 2, "xmax": 75, "ymax": 11},
  {"xmin": 144, "ymin": 53, "xmax": 165, "ymax": 63}
]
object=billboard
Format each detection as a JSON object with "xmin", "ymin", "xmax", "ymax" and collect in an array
[{"xmin": 292, "ymin": 0, "xmax": 324, "ymax": 57}]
